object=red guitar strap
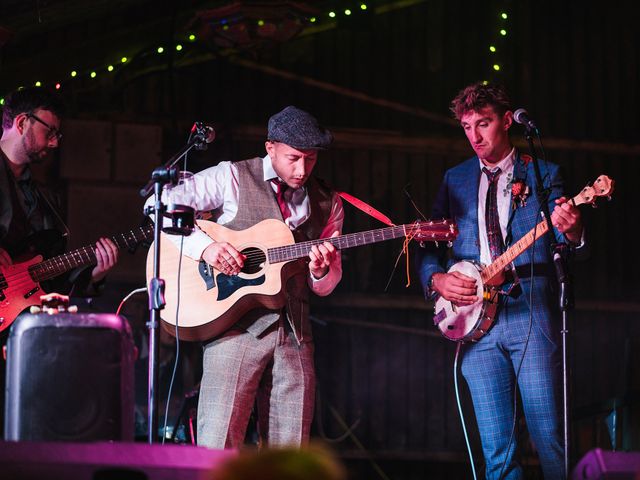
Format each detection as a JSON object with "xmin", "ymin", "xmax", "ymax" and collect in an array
[
  {"xmin": 333, "ymin": 188, "xmax": 415, "ymax": 287},
  {"xmin": 336, "ymin": 191, "xmax": 395, "ymax": 226}
]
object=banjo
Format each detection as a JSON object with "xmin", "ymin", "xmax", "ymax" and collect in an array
[{"xmin": 433, "ymin": 174, "xmax": 614, "ymax": 342}]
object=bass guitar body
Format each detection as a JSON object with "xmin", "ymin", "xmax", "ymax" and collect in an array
[{"xmin": 0, "ymin": 255, "xmax": 43, "ymax": 331}]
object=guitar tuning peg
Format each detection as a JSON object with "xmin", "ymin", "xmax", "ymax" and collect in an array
[
  {"xmin": 607, "ymin": 195, "xmax": 612, "ymax": 201},
  {"xmin": 419, "ymin": 241, "xmax": 425, "ymax": 248},
  {"xmin": 434, "ymin": 241, "xmax": 439, "ymax": 248},
  {"xmin": 591, "ymin": 203, "xmax": 598, "ymax": 208},
  {"xmin": 447, "ymin": 241, "xmax": 453, "ymax": 248}
]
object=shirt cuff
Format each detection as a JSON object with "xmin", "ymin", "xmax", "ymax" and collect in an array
[
  {"xmin": 308, "ymin": 260, "xmax": 341, "ymax": 297},
  {"xmin": 426, "ymin": 272, "xmax": 443, "ymax": 300},
  {"xmin": 567, "ymin": 229, "xmax": 586, "ymax": 250},
  {"xmin": 178, "ymin": 229, "xmax": 216, "ymax": 260}
]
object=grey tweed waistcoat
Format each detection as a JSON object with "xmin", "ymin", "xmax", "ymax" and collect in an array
[{"xmin": 222, "ymin": 157, "xmax": 333, "ymax": 343}]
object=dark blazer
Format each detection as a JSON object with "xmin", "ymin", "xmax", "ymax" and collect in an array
[{"xmin": 417, "ymin": 151, "xmax": 573, "ymax": 340}]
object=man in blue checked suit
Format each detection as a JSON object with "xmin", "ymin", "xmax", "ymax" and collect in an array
[{"xmin": 418, "ymin": 82, "xmax": 583, "ymax": 479}]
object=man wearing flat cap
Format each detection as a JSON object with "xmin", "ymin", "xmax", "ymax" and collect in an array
[{"xmin": 154, "ymin": 106, "xmax": 343, "ymax": 448}]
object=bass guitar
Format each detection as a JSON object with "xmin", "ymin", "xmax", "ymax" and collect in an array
[
  {"xmin": 146, "ymin": 218, "xmax": 458, "ymax": 341},
  {"xmin": 0, "ymin": 224, "xmax": 153, "ymax": 332},
  {"xmin": 433, "ymin": 174, "xmax": 614, "ymax": 342}
]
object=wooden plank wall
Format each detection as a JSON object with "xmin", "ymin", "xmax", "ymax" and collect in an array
[
  {"xmin": 57, "ymin": 123, "xmax": 636, "ymax": 479},
  {"xmin": 24, "ymin": 0, "xmax": 640, "ymax": 478}
]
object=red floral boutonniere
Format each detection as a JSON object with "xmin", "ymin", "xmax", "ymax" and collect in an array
[{"xmin": 511, "ymin": 179, "xmax": 530, "ymax": 208}]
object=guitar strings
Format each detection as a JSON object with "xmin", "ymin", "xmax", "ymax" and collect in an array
[
  {"xmin": 0, "ymin": 223, "xmax": 445, "ymax": 286},
  {"xmin": 0, "ymin": 227, "xmax": 151, "ymax": 287},
  {"xmin": 201, "ymin": 221, "xmax": 445, "ymax": 272}
]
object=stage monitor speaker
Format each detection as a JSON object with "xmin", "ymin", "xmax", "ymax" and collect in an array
[
  {"xmin": 0, "ymin": 440, "xmax": 236, "ymax": 480},
  {"xmin": 4, "ymin": 313, "xmax": 135, "ymax": 442},
  {"xmin": 571, "ymin": 448, "xmax": 640, "ymax": 479}
]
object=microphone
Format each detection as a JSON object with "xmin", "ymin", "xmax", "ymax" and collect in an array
[
  {"xmin": 191, "ymin": 122, "xmax": 216, "ymax": 151},
  {"xmin": 513, "ymin": 108, "xmax": 538, "ymax": 131},
  {"xmin": 201, "ymin": 125, "xmax": 216, "ymax": 144},
  {"xmin": 191, "ymin": 122, "xmax": 216, "ymax": 145}
]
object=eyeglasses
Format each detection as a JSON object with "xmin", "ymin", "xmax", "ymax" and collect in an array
[{"xmin": 27, "ymin": 112, "xmax": 63, "ymax": 142}]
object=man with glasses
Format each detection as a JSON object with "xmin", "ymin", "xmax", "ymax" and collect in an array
[
  {"xmin": 0, "ymin": 87, "xmax": 120, "ymax": 432},
  {"xmin": 0, "ymin": 87, "xmax": 119, "ymax": 304},
  {"xmin": 1, "ymin": 87, "xmax": 118, "ymax": 279}
]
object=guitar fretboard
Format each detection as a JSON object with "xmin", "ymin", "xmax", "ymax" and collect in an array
[
  {"xmin": 481, "ymin": 217, "xmax": 550, "ymax": 282},
  {"xmin": 29, "ymin": 225, "xmax": 153, "ymax": 282},
  {"xmin": 479, "ymin": 182, "xmax": 599, "ymax": 283},
  {"xmin": 267, "ymin": 224, "xmax": 416, "ymax": 263}
]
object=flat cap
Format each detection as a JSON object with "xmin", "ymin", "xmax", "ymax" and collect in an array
[{"xmin": 267, "ymin": 106, "xmax": 333, "ymax": 150}]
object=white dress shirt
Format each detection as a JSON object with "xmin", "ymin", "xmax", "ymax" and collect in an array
[
  {"xmin": 477, "ymin": 148, "xmax": 516, "ymax": 265},
  {"xmin": 145, "ymin": 155, "xmax": 344, "ymax": 296}
]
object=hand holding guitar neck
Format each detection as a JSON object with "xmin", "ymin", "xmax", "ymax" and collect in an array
[
  {"xmin": 551, "ymin": 196, "xmax": 583, "ymax": 243},
  {"xmin": 0, "ymin": 224, "xmax": 153, "ymax": 332},
  {"xmin": 309, "ymin": 230, "xmax": 340, "ymax": 279}
]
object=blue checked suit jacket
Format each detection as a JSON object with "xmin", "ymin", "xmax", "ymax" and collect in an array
[{"xmin": 418, "ymin": 151, "xmax": 571, "ymax": 340}]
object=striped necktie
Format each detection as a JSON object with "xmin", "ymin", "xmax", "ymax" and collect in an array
[
  {"xmin": 483, "ymin": 167, "xmax": 505, "ymax": 260},
  {"xmin": 272, "ymin": 179, "xmax": 291, "ymax": 220}
]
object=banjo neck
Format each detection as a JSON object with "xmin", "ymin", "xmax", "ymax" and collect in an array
[
  {"xmin": 437, "ymin": 174, "xmax": 614, "ymax": 343},
  {"xmin": 480, "ymin": 217, "xmax": 549, "ymax": 283},
  {"xmin": 479, "ymin": 173, "xmax": 615, "ymax": 284}
]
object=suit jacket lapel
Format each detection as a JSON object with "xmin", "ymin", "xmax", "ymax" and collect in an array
[
  {"xmin": 506, "ymin": 151, "xmax": 529, "ymax": 246},
  {"xmin": 463, "ymin": 157, "xmax": 481, "ymax": 261}
]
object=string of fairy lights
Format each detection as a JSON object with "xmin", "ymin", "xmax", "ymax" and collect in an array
[
  {"xmin": 1, "ymin": 3, "xmax": 507, "ymax": 103},
  {"xmin": 0, "ymin": 3, "xmax": 371, "ymax": 105},
  {"xmin": 483, "ymin": 10, "xmax": 509, "ymax": 84}
]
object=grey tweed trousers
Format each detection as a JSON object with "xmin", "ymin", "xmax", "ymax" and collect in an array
[{"xmin": 197, "ymin": 321, "xmax": 316, "ymax": 449}]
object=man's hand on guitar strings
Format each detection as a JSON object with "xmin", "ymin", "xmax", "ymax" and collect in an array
[
  {"xmin": 309, "ymin": 230, "xmax": 339, "ymax": 280},
  {"xmin": 202, "ymin": 242, "xmax": 246, "ymax": 276},
  {"xmin": 432, "ymin": 271, "xmax": 478, "ymax": 306}
]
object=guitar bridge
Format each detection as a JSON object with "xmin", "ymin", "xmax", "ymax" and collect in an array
[{"xmin": 198, "ymin": 261, "xmax": 215, "ymax": 290}]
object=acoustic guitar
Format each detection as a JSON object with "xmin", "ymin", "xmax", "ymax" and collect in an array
[{"xmin": 146, "ymin": 218, "xmax": 458, "ymax": 341}]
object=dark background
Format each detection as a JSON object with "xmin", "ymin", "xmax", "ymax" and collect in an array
[{"xmin": 1, "ymin": 1, "xmax": 638, "ymax": 478}]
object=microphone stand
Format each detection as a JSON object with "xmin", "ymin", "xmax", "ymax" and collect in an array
[
  {"xmin": 523, "ymin": 124, "xmax": 573, "ymax": 478},
  {"xmin": 140, "ymin": 125, "xmax": 208, "ymax": 444}
]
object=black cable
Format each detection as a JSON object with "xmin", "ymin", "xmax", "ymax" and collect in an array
[
  {"xmin": 160, "ymin": 145, "xmax": 192, "ymax": 444},
  {"xmin": 497, "ymin": 221, "xmax": 539, "ymax": 480},
  {"xmin": 161, "ymin": 234, "xmax": 184, "ymax": 444},
  {"xmin": 455, "ymin": 342, "xmax": 478, "ymax": 479},
  {"xmin": 498, "ymin": 128, "xmax": 554, "ymax": 478}
]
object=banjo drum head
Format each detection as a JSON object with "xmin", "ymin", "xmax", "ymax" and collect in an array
[{"xmin": 433, "ymin": 261, "xmax": 485, "ymax": 341}]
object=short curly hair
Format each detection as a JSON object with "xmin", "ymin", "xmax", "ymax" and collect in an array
[
  {"xmin": 450, "ymin": 82, "xmax": 512, "ymax": 121},
  {"xmin": 2, "ymin": 87, "xmax": 66, "ymax": 130}
]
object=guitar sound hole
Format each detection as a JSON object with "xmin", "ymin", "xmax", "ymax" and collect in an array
[{"xmin": 241, "ymin": 247, "xmax": 266, "ymax": 274}]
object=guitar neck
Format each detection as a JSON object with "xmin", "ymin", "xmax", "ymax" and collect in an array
[
  {"xmin": 267, "ymin": 224, "xmax": 411, "ymax": 263},
  {"xmin": 30, "ymin": 225, "xmax": 152, "ymax": 282},
  {"xmin": 481, "ymin": 217, "xmax": 550, "ymax": 282}
]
